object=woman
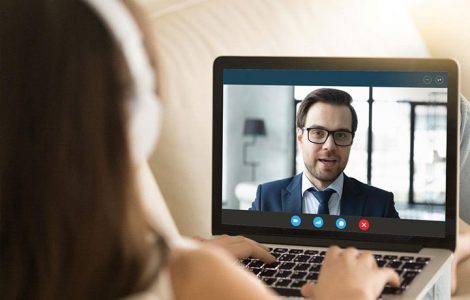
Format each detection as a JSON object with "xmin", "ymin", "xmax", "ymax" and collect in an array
[{"xmin": 0, "ymin": 0, "xmax": 399, "ymax": 299}]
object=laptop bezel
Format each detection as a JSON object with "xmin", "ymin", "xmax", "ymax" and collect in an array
[{"xmin": 212, "ymin": 56, "xmax": 458, "ymax": 252}]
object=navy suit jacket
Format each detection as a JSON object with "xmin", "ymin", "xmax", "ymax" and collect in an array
[{"xmin": 249, "ymin": 173, "xmax": 399, "ymax": 218}]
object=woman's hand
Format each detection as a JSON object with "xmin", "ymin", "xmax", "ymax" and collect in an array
[
  {"xmin": 194, "ymin": 234, "xmax": 276, "ymax": 263},
  {"xmin": 301, "ymin": 246, "xmax": 400, "ymax": 300}
]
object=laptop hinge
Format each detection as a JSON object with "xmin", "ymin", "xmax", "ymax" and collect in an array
[{"xmin": 246, "ymin": 234, "xmax": 423, "ymax": 253}]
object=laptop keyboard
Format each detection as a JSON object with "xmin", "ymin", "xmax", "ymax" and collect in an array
[{"xmin": 241, "ymin": 247, "xmax": 431, "ymax": 297}]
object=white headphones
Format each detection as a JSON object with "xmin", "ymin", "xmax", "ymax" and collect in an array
[{"xmin": 81, "ymin": 0, "xmax": 161, "ymax": 163}]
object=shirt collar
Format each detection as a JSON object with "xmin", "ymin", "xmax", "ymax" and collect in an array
[{"xmin": 301, "ymin": 172, "xmax": 344, "ymax": 198}]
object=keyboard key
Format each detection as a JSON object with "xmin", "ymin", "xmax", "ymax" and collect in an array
[
  {"xmin": 290, "ymin": 279, "xmax": 307, "ymax": 288},
  {"xmin": 273, "ymin": 248, "xmax": 288, "ymax": 253},
  {"xmin": 251, "ymin": 268, "xmax": 262, "ymax": 275},
  {"xmin": 387, "ymin": 261, "xmax": 403, "ymax": 269},
  {"xmin": 305, "ymin": 272, "xmax": 319, "ymax": 281},
  {"xmin": 309, "ymin": 264, "xmax": 321, "ymax": 272},
  {"xmin": 271, "ymin": 253, "xmax": 282, "ymax": 259},
  {"xmin": 309, "ymin": 256, "xmax": 324, "ymax": 264},
  {"xmin": 374, "ymin": 254, "xmax": 383, "ymax": 259},
  {"xmin": 289, "ymin": 249, "xmax": 304, "ymax": 254},
  {"xmin": 400, "ymin": 256, "xmax": 415, "ymax": 261},
  {"xmin": 382, "ymin": 286, "xmax": 404, "ymax": 295},
  {"xmin": 248, "ymin": 260, "xmax": 264, "ymax": 268},
  {"xmin": 264, "ymin": 262, "xmax": 280, "ymax": 269},
  {"xmin": 376, "ymin": 259, "xmax": 387, "ymax": 267},
  {"xmin": 304, "ymin": 250, "xmax": 319, "ymax": 255},
  {"xmin": 240, "ymin": 258, "xmax": 252, "ymax": 266},
  {"xmin": 319, "ymin": 251, "xmax": 327, "ymax": 256},
  {"xmin": 384, "ymin": 255, "xmax": 398, "ymax": 260},
  {"xmin": 276, "ymin": 270, "xmax": 292, "ymax": 278},
  {"xmin": 402, "ymin": 262, "xmax": 426, "ymax": 270},
  {"xmin": 259, "ymin": 269, "xmax": 277, "ymax": 277},
  {"xmin": 279, "ymin": 254, "xmax": 296, "ymax": 262},
  {"xmin": 416, "ymin": 257, "xmax": 431, "ymax": 263},
  {"xmin": 279, "ymin": 262, "xmax": 295, "ymax": 270},
  {"xmin": 291, "ymin": 271, "xmax": 307, "ymax": 279},
  {"xmin": 401, "ymin": 276, "xmax": 415, "ymax": 288},
  {"xmin": 262, "ymin": 277, "xmax": 276, "ymax": 285},
  {"xmin": 293, "ymin": 255, "xmax": 310, "ymax": 263},
  {"xmin": 403, "ymin": 271, "xmax": 419, "ymax": 279},
  {"xmin": 294, "ymin": 263, "xmax": 310, "ymax": 271},
  {"xmin": 275, "ymin": 279, "xmax": 292, "ymax": 287}
]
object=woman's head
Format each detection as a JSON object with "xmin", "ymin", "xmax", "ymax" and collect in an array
[{"xmin": 0, "ymin": 0, "xmax": 164, "ymax": 299}]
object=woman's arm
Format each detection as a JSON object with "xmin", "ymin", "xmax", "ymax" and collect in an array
[{"xmin": 169, "ymin": 245, "xmax": 277, "ymax": 300}]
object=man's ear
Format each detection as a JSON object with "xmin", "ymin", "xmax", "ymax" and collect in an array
[{"xmin": 296, "ymin": 128, "xmax": 304, "ymax": 144}]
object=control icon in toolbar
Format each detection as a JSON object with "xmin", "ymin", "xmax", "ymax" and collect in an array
[
  {"xmin": 313, "ymin": 216, "xmax": 324, "ymax": 228},
  {"xmin": 358, "ymin": 219, "xmax": 370, "ymax": 231},
  {"xmin": 291, "ymin": 215, "xmax": 301, "ymax": 227},
  {"xmin": 423, "ymin": 75, "xmax": 432, "ymax": 85},
  {"xmin": 336, "ymin": 217, "xmax": 347, "ymax": 230}
]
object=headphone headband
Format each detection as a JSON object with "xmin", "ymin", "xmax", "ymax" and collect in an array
[
  {"xmin": 81, "ymin": 0, "xmax": 155, "ymax": 93},
  {"xmin": 81, "ymin": 0, "xmax": 160, "ymax": 163}
]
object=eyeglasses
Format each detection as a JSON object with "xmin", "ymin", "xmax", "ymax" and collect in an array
[{"xmin": 302, "ymin": 127, "xmax": 354, "ymax": 146}]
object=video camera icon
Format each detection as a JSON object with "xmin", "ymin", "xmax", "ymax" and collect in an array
[{"xmin": 291, "ymin": 215, "xmax": 301, "ymax": 227}]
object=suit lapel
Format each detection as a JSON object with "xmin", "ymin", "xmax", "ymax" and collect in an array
[
  {"xmin": 340, "ymin": 174, "xmax": 365, "ymax": 216},
  {"xmin": 281, "ymin": 174, "xmax": 302, "ymax": 213}
]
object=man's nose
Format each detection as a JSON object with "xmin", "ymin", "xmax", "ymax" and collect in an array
[{"xmin": 322, "ymin": 134, "xmax": 337, "ymax": 149}]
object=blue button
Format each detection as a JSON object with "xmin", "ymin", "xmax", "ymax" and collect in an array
[
  {"xmin": 291, "ymin": 215, "xmax": 301, "ymax": 227},
  {"xmin": 336, "ymin": 218, "xmax": 347, "ymax": 230},
  {"xmin": 313, "ymin": 216, "xmax": 324, "ymax": 228}
]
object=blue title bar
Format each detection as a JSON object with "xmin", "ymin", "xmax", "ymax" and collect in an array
[{"xmin": 223, "ymin": 69, "xmax": 448, "ymax": 88}]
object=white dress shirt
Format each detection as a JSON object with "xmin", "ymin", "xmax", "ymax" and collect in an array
[{"xmin": 301, "ymin": 172, "xmax": 344, "ymax": 215}]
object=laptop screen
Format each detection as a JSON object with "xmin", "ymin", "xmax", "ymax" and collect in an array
[{"xmin": 212, "ymin": 57, "xmax": 458, "ymax": 249}]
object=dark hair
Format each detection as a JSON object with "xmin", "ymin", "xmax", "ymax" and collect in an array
[
  {"xmin": 0, "ymin": 0, "xmax": 166, "ymax": 299},
  {"xmin": 296, "ymin": 88, "xmax": 358, "ymax": 132}
]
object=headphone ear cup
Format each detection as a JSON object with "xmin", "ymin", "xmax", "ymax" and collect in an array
[{"xmin": 128, "ymin": 92, "xmax": 161, "ymax": 163}]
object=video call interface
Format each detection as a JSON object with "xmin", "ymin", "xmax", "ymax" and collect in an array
[{"xmin": 221, "ymin": 69, "xmax": 449, "ymax": 238}]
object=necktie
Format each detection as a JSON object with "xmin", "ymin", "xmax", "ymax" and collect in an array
[{"xmin": 310, "ymin": 189, "xmax": 335, "ymax": 215}]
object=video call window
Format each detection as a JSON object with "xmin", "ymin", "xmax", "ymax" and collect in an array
[{"xmin": 222, "ymin": 84, "xmax": 447, "ymax": 222}]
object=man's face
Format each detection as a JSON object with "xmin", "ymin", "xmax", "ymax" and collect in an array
[{"xmin": 297, "ymin": 102, "xmax": 353, "ymax": 189}]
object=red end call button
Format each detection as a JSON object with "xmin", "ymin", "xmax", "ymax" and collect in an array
[{"xmin": 358, "ymin": 219, "xmax": 370, "ymax": 231}]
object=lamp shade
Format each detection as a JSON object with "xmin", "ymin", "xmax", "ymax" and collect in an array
[{"xmin": 243, "ymin": 118, "xmax": 266, "ymax": 136}]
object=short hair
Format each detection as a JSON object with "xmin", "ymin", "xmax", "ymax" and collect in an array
[{"xmin": 296, "ymin": 88, "xmax": 358, "ymax": 133}]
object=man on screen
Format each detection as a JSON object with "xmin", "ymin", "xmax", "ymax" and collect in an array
[{"xmin": 250, "ymin": 88, "xmax": 399, "ymax": 218}]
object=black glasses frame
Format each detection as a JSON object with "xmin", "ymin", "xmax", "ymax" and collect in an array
[{"xmin": 302, "ymin": 127, "xmax": 355, "ymax": 146}]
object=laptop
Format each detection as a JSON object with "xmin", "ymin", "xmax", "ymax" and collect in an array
[{"xmin": 212, "ymin": 56, "xmax": 459, "ymax": 299}]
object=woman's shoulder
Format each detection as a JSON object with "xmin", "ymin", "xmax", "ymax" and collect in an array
[{"xmin": 121, "ymin": 238, "xmax": 199, "ymax": 300}]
